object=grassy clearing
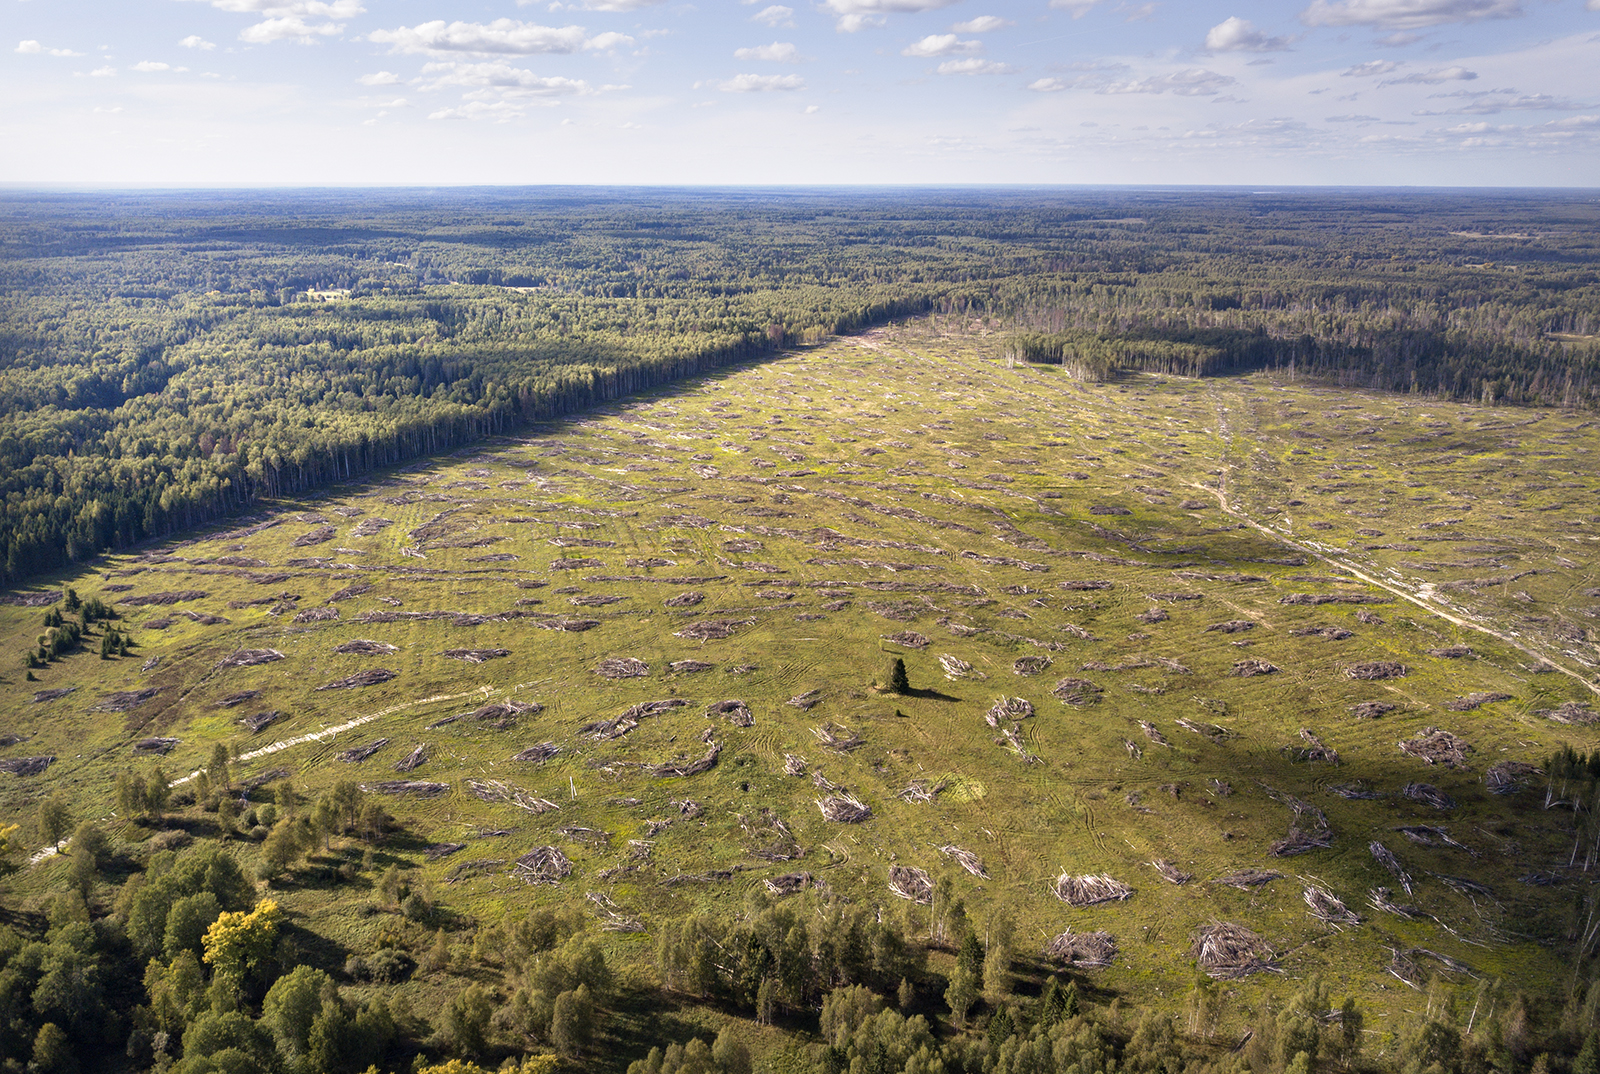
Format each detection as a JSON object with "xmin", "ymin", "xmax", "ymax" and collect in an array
[{"xmin": 3, "ymin": 321, "xmax": 1598, "ymax": 1055}]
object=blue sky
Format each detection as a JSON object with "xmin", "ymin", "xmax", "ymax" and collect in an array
[{"xmin": 5, "ymin": 0, "xmax": 1599, "ymax": 185}]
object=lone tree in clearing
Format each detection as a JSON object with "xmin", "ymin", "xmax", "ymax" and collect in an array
[{"xmin": 884, "ymin": 657, "xmax": 911, "ymax": 695}]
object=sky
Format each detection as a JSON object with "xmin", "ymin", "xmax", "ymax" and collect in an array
[{"xmin": 4, "ymin": 0, "xmax": 1600, "ymax": 186}]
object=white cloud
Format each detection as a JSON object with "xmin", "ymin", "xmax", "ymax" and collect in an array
[
  {"xmin": 718, "ymin": 72, "xmax": 805, "ymax": 91},
  {"xmin": 804, "ymin": 103, "xmax": 820, "ymax": 113},
  {"xmin": 132, "ymin": 61, "xmax": 187, "ymax": 72},
  {"xmin": 936, "ymin": 58, "xmax": 1016, "ymax": 75},
  {"xmin": 1028, "ymin": 76, "xmax": 1068, "ymax": 91},
  {"xmin": 88, "ymin": 65, "xmax": 116, "ymax": 76},
  {"xmin": 1589, "ymin": 0, "xmax": 1600, "ymax": 10},
  {"xmin": 179, "ymin": 35, "xmax": 216, "ymax": 49},
  {"xmin": 573, "ymin": 0, "xmax": 663, "ymax": 8},
  {"xmin": 952, "ymin": 16, "xmax": 1013, "ymax": 32},
  {"xmin": 240, "ymin": 16, "xmax": 344, "ymax": 43},
  {"xmin": 587, "ymin": 31, "xmax": 635, "ymax": 50},
  {"xmin": 1299, "ymin": 0, "xmax": 1522, "ymax": 31},
  {"xmin": 429, "ymin": 100, "xmax": 528, "ymax": 121},
  {"xmin": 16, "ymin": 39, "xmax": 85, "ymax": 56},
  {"xmin": 735, "ymin": 41, "xmax": 803, "ymax": 61},
  {"xmin": 902, "ymin": 34, "xmax": 980, "ymax": 57},
  {"xmin": 359, "ymin": 70, "xmax": 401, "ymax": 85},
  {"xmin": 1415, "ymin": 91, "xmax": 1582, "ymax": 115},
  {"xmin": 1101, "ymin": 68, "xmax": 1237, "ymax": 95},
  {"xmin": 1204, "ymin": 17, "xmax": 1292, "ymax": 52},
  {"xmin": 178, "ymin": 0, "xmax": 364, "ymax": 42},
  {"xmin": 825, "ymin": 0, "xmax": 960, "ymax": 32},
  {"xmin": 1380, "ymin": 64, "xmax": 1477, "ymax": 84},
  {"xmin": 1342, "ymin": 59, "xmax": 1401, "ymax": 75},
  {"xmin": 369, "ymin": 20, "xmax": 600, "ymax": 56},
  {"xmin": 419, "ymin": 61, "xmax": 592, "ymax": 98},
  {"xmin": 752, "ymin": 5, "xmax": 796, "ymax": 27},
  {"xmin": 1326, "ymin": 112, "xmax": 1381, "ymax": 121},
  {"xmin": 1049, "ymin": 0, "xmax": 1101, "ymax": 16}
]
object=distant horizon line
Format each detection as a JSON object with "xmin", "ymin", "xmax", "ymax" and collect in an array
[{"xmin": 3, "ymin": 182, "xmax": 1598, "ymax": 195}]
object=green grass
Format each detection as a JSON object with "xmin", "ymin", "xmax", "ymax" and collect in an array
[{"xmin": 3, "ymin": 321, "xmax": 1599, "ymax": 1056}]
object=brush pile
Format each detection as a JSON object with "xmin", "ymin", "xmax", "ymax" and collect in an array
[
  {"xmin": 1175, "ymin": 718, "xmax": 1234, "ymax": 742},
  {"xmin": 393, "ymin": 745, "xmax": 429, "ymax": 772},
  {"xmin": 883, "ymin": 631, "xmax": 930, "ymax": 649},
  {"xmin": 707, "ymin": 699, "xmax": 754, "ymax": 727},
  {"xmin": 291, "ymin": 525, "xmax": 336, "ymax": 547},
  {"xmin": 511, "ymin": 742, "xmax": 561, "ymax": 763},
  {"xmin": 787, "ymin": 690, "xmax": 822, "ymax": 710},
  {"xmin": 334, "ymin": 639, "xmax": 398, "ymax": 656},
  {"xmin": 337, "ymin": 739, "xmax": 389, "ymax": 763},
  {"xmin": 1153, "ymin": 859, "xmax": 1194, "ymax": 884},
  {"xmin": 515, "ymin": 846, "xmax": 573, "ymax": 885},
  {"xmin": 1429, "ymin": 645, "xmax": 1474, "ymax": 659},
  {"xmin": 1399, "ymin": 728, "xmax": 1473, "ymax": 768},
  {"xmin": 664, "ymin": 592, "xmax": 705, "ymax": 608},
  {"xmin": 813, "ymin": 723, "xmax": 864, "ymax": 751},
  {"xmin": 134, "ymin": 737, "xmax": 179, "ymax": 754},
  {"xmin": 940, "ymin": 845, "xmax": 989, "ymax": 878},
  {"xmin": 1051, "ymin": 677, "xmax": 1103, "ymax": 705},
  {"xmin": 1215, "ymin": 868, "xmax": 1282, "ymax": 889},
  {"xmin": 1349, "ymin": 701, "xmax": 1395, "ymax": 720},
  {"xmin": 670, "ymin": 660, "xmax": 716, "ymax": 674},
  {"xmin": 241, "ymin": 710, "xmax": 282, "ymax": 733},
  {"xmin": 674, "ymin": 618, "xmax": 749, "ymax": 640},
  {"xmin": 765, "ymin": 872, "xmax": 814, "ymax": 897},
  {"xmin": 1053, "ymin": 873, "xmax": 1133, "ymax": 906},
  {"xmin": 593, "ymin": 657, "xmax": 649, "ymax": 679},
  {"xmin": 429, "ymin": 700, "xmax": 542, "ymax": 730},
  {"xmin": 1402, "ymin": 783, "xmax": 1456, "ymax": 810},
  {"xmin": 1445, "ymin": 692, "xmax": 1511, "ymax": 712},
  {"xmin": 218, "ymin": 649, "xmax": 285, "ymax": 670},
  {"xmin": 1270, "ymin": 827, "xmax": 1333, "ymax": 857},
  {"xmin": 1304, "ymin": 884, "xmax": 1361, "ymax": 925},
  {"xmin": 367, "ymin": 780, "xmax": 448, "ymax": 798},
  {"xmin": 444, "ymin": 648, "xmax": 511, "ymax": 663},
  {"xmin": 1368, "ymin": 887, "xmax": 1426, "ymax": 919},
  {"xmin": 653, "ymin": 742, "xmax": 720, "ymax": 778},
  {"xmin": 1012, "ymin": 656, "xmax": 1052, "ymax": 675},
  {"xmin": 1538, "ymin": 702, "xmax": 1597, "ymax": 725},
  {"xmin": 1369, "ymin": 842, "xmax": 1414, "ymax": 895},
  {"xmin": 1486, "ymin": 760, "xmax": 1540, "ymax": 795},
  {"xmin": 0, "ymin": 756, "xmax": 53, "ymax": 776},
  {"xmin": 1291, "ymin": 626, "xmax": 1353, "ymax": 640},
  {"xmin": 1140, "ymin": 721, "xmax": 1171, "ymax": 747},
  {"xmin": 1347, "ymin": 661, "xmax": 1407, "ymax": 681},
  {"xmin": 897, "ymin": 779, "xmax": 947, "ymax": 803},
  {"xmin": 986, "ymin": 696, "xmax": 1035, "ymax": 727},
  {"xmin": 1192, "ymin": 923, "xmax": 1276, "ymax": 979},
  {"xmin": 816, "ymin": 794, "xmax": 872, "ymax": 823},
  {"xmin": 350, "ymin": 518, "xmax": 393, "ymax": 538},
  {"xmin": 1045, "ymin": 929, "xmax": 1118, "ymax": 968},
  {"xmin": 536, "ymin": 618, "xmax": 601, "ymax": 632},
  {"xmin": 1206, "ymin": 620, "xmax": 1256, "ymax": 634},
  {"xmin": 939, "ymin": 654, "xmax": 981, "ymax": 680},
  {"xmin": 1294, "ymin": 730, "xmax": 1340, "ymax": 764},
  {"xmin": 465, "ymin": 778, "xmax": 558, "ymax": 813},
  {"xmin": 1231, "ymin": 659, "xmax": 1279, "ymax": 677},
  {"xmin": 293, "ymin": 607, "xmax": 339, "ymax": 623},
  {"xmin": 888, "ymin": 866, "xmax": 934, "ymax": 903},
  {"xmin": 783, "ymin": 754, "xmax": 807, "ymax": 776},
  {"xmin": 317, "ymin": 669, "xmax": 397, "ymax": 690}
]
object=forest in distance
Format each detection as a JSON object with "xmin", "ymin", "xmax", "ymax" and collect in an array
[{"xmin": 0, "ymin": 186, "xmax": 1599, "ymax": 586}]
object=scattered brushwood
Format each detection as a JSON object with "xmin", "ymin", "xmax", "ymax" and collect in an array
[
  {"xmin": 1280, "ymin": 593, "xmax": 1389, "ymax": 606},
  {"xmin": 536, "ymin": 618, "xmax": 601, "ymax": 633},
  {"xmin": 1, "ymin": 756, "xmax": 54, "ymax": 776},
  {"xmin": 1215, "ymin": 869, "xmax": 1282, "ymax": 889},
  {"xmin": 1369, "ymin": 842, "xmax": 1414, "ymax": 895},
  {"xmin": 1152, "ymin": 859, "xmax": 1194, "ymax": 884},
  {"xmin": 293, "ymin": 607, "xmax": 339, "ymax": 624},
  {"xmin": 1350, "ymin": 701, "xmax": 1396, "ymax": 720},
  {"xmin": 986, "ymin": 696, "xmax": 1035, "ymax": 727},
  {"xmin": 1369, "ymin": 887, "xmax": 1426, "ymax": 919},
  {"xmin": 1271, "ymin": 828, "xmax": 1334, "ymax": 857},
  {"xmin": 654, "ymin": 742, "xmax": 721, "ymax": 778},
  {"xmin": 0, "ymin": 734, "xmax": 28, "ymax": 748},
  {"xmin": 888, "ymin": 866, "xmax": 934, "ymax": 904},
  {"xmin": 569, "ymin": 595, "xmax": 626, "ymax": 608},
  {"xmin": 1232, "ymin": 659, "xmax": 1279, "ymax": 678},
  {"xmin": 218, "ymin": 648, "xmax": 285, "ymax": 670},
  {"xmin": 515, "ymin": 846, "xmax": 573, "ymax": 885},
  {"xmin": 1136, "ymin": 721, "xmax": 1172, "ymax": 747},
  {"xmin": 32, "ymin": 687, "xmax": 77, "ymax": 703},
  {"xmin": 1486, "ymin": 761, "xmax": 1541, "ymax": 795},
  {"xmin": 670, "ymin": 660, "xmax": 715, "ymax": 674},
  {"xmin": 430, "ymin": 700, "xmax": 542, "ymax": 730},
  {"xmin": 393, "ymin": 745, "xmax": 429, "ymax": 773},
  {"xmin": 787, "ymin": 689, "xmax": 822, "ymax": 710},
  {"xmin": 1013, "ymin": 655, "xmax": 1053, "ymax": 676},
  {"xmin": 1175, "ymin": 718, "xmax": 1234, "ymax": 742},
  {"xmin": 1347, "ymin": 661, "xmax": 1407, "ymax": 681},
  {"xmin": 883, "ymin": 631, "xmax": 930, "ymax": 649},
  {"xmin": 1136, "ymin": 606, "xmax": 1170, "ymax": 624},
  {"xmin": 1400, "ymin": 728, "xmax": 1473, "ymax": 769},
  {"xmin": 580, "ymin": 699, "xmax": 685, "ymax": 741},
  {"xmin": 366, "ymin": 780, "xmax": 449, "ymax": 798},
  {"xmin": 765, "ymin": 872, "xmax": 815, "ymax": 897},
  {"xmin": 425, "ymin": 842, "xmax": 466, "ymax": 861},
  {"xmin": 1292, "ymin": 625, "xmax": 1354, "ymax": 640},
  {"xmin": 940, "ymin": 845, "xmax": 989, "ymax": 878},
  {"xmin": 628, "ymin": 840, "xmax": 654, "ymax": 861},
  {"xmin": 1429, "ymin": 645, "xmax": 1474, "ymax": 659},
  {"xmin": 349, "ymin": 518, "xmax": 393, "ymax": 538},
  {"xmin": 707, "ymin": 699, "xmax": 754, "ymax": 726},
  {"xmin": 121, "ymin": 590, "xmax": 208, "ymax": 606},
  {"xmin": 335, "ymin": 639, "xmax": 398, "ymax": 656},
  {"xmin": 444, "ymin": 648, "xmax": 511, "ymax": 664},
  {"xmin": 550, "ymin": 557, "xmax": 603, "ymax": 571},
  {"xmin": 317, "ymin": 669, "xmax": 397, "ymax": 690},
  {"xmin": 1538, "ymin": 701, "xmax": 1597, "ymax": 725},
  {"xmin": 1206, "ymin": 620, "xmax": 1256, "ymax": 634},
  {"xmin": 783, "ymin": 754, "xmax": 808, "ymax": 776},
  {"xmin": 675, "ymin": 618, "xmax": 750, "ymax": 641},
  {"xmin": 291, "ymin": 526, "xmax": 337, "ymax": 548},
  {"xmin": 813, "ymin": 723, "xmax": 864, "ymax": 752},
  {"xmin": 558, "ymin": 825, "xmax": 610, "ymax": 847},
  {"xmin": 897, "ymin": 779, "xmax": 948, "ymax": 803},
  {"xmin": 1123, "ymin": 739, "xmax": 1143, "ymax": 760},
  {"xmin": 593, "ymin": 657, "xmax": 649, "ymax": 680},
  {"xmin": 1519, "ymin": 872, "xmax": 1563, "ymax": 887},
  {"xmin": 1446, "ymin": 692, "xmax": 1512, "ymax": 712},
  {"xmin": 1402, "ymin": 783, "xmax": 1456, "ymax": 811},
  {"xmin": 664, "ymin": 592, "xmax": 705, "ymax": 608},
  {"xmin": 512, "ymin": 743, "xmax": 561, "ymax": 763},
  {"xmin": 1304, "ymin": 885, "xmax": 1361, "ymax": 926},
  {"xmin": 1327, "ymin": 782, "xmax": 1382, "ymax": 800},
  {"xmin": 1387, "ymin": 948, "xmax": 1474, "ymax": 990},
  {"xmin": 1045, "ymin": 929, "xmax": 1118, "ymax": 968},
  {"xmin": 90, "ymin": 688, "xmax": 160, "ymax": 713},
  {"xmin": 1293, "ymin": 730, "xmax": 1340, "ymax": 765},
  {"xmin": 466, "ymin": 779, "xmax": 558, "ymax": 813},
  {"xmin": 1052, "ymin": 677, "xmax": 1103, "ymax": 705},
  {"xmin": 939, "ymin": 654, "xmax": 983, "ymax": 680},
  {"xmin": 817, "ymin": 795, "xmax": 872, "ymax": 823},
  {"xmin": 812, "ymin": 770, "xmax": 845, "ymax": 793},
  {"xmin": 134, "ymin": 737, "xmax": 180, "ymax": 755},
  {"xmin": 1192, "ymin": 923, "xmax": 1276, "ymax": 980},
  {"xmin": 1396, "ymin": 826, "xmax": 1473, "ymax": 853},
  {"xmin": 1053, "ymin": 873, "xmax": 1134, "ymax": 906},
  {"xmin": 337, "ymin": 739, "xmax": 389, "ymax": 763}
]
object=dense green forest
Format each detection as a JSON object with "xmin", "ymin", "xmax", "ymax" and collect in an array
[{"xmin": 1, "ymin": 187, "xmax": 1597, "ymax": 583}]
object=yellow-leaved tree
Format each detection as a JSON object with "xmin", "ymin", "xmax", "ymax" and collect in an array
[{"xmin": 202, "ymin": 898, "xmax": 284, "ymax": 987}]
